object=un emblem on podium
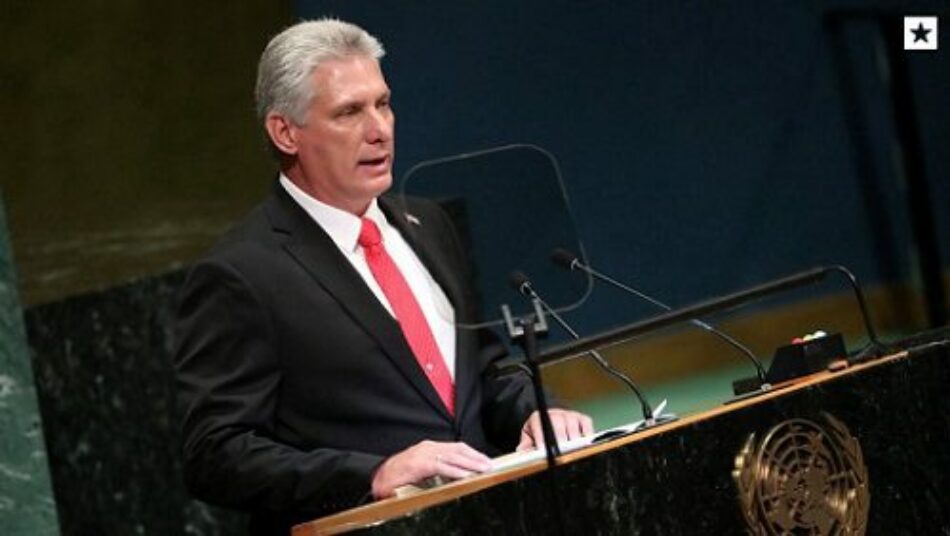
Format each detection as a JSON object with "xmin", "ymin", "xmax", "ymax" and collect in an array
[{"xmin": 733, "ymin": 413, "xmax": 870, "ymax": 535}]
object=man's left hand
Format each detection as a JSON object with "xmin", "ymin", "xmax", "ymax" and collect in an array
[{"xmin": 516, "ymin": 409, "xmax": 594, "ymax": 451}]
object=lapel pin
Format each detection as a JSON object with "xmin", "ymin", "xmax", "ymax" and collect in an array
[{"xmin": 405, "ymin": 213, "xmax": 421, "ymax": 226}]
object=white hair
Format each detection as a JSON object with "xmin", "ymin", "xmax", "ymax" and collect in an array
[{"xmin": 255, "ymin": 18, "xmax": 385, "ymax": 127}]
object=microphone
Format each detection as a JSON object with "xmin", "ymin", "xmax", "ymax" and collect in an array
[
  {"xmin": 508, "ymin": 271, "xmax": 659, "ymax": 422},
  {"xmin": 509, "ymin": 271, "xmax": 533, "ymax": 297},
  {"xmin": 550, "ymin": 248, "xmax": 769, "ymax": 389}
]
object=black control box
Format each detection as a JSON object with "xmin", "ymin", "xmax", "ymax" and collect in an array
[
  {"xmin": 731, "ymin": 332, "xmax": 847, "ymax": 396},
  {"xmin": 765, "ymin": 332, "xmax": 847, "ymax": 384}
]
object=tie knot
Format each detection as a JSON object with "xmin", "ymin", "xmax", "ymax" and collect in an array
[{"xmin": 358, "ymin": 218, "xmax": 382, "ymax": 248}]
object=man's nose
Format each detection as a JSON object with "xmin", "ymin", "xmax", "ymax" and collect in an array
[{"xmin": 365, "ymin": 109, "xmax": 393, "ymax": 143}]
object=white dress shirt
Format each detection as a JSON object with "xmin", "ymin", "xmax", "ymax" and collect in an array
[{"xmin": 280, "ymin": 175, "xmax": 457, "ymax": 378}]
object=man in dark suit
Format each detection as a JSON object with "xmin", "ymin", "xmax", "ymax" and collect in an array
[{"xmin": 174, "ymin": 18, "xmax": 592, "ymax": 533}]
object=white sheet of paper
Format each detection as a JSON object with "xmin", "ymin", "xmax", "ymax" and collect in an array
[{"xmin": 489, "ymin": 399, "xmax": 672, "ymax": 473}]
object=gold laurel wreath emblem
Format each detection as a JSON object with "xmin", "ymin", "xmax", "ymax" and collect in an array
[{"xmin": 733, "ymin": 413, "xmax": 870, "ymax": 535}]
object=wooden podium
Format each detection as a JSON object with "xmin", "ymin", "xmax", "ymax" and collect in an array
[{"xmin": 294, "ymin": 330, "xmax": 949, "ymax": 535}]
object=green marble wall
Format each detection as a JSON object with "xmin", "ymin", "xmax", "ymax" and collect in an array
[
  {"xmin": 25, "ymin": 270, "xmax": 246, "ymax": 534},
  {"xmin": 0, "ymin": 193, "xmax": 60, "ymax": 535}
]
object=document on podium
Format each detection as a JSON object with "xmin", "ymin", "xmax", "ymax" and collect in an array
[
  {"xmin": 490, "ymin": 399, "xmax": 671, "ymax": 472},
  {"xmin": 393, "ymin": 401, "xmax": 672, "ymax": 497},
  {"xmin": 392, "ymin": 429, "xmax": 627, "ymax": 498}
]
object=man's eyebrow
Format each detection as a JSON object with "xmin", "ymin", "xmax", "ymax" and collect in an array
[
  {"xmin": 329, "ymin": 89, "xmax": 390, "ymax": 113},
  {"xmin": 330, "ymin": 98, "xmax": 365, "ymax": 113}
]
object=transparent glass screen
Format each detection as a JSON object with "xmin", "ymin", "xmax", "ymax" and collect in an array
[{"xmin": 398, "ymin": 144, "xmax": 592, "ymax": 330}]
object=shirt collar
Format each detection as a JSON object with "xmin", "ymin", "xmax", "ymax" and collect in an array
[{"xmin": 279, "ymin": 173, "xmax": 387, "ymax": 253}]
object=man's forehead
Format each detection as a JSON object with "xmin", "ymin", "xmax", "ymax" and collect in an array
[{"xmin": 312, "ymin": 55, "xmax": 387, "ymax": 88}]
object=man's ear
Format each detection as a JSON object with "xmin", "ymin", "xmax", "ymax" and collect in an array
[{"xmin": 264, "ymin": 112, "xmax": 299, "ymax": 156}]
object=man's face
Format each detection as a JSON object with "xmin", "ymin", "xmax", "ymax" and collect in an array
[{"xmin": 286, "ymin": 55, "xmax": 395, "ymax": 215}]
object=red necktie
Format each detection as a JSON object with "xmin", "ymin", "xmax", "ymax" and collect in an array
[{"xmin": 358, "ymin": 218, "xmax": 455, "ymax": 415}]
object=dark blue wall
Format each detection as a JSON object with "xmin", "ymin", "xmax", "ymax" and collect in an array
[{"xmin": 296, "ymin": 1, "xmax": 949, "ymax": 332}]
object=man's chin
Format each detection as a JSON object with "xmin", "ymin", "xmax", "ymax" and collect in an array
[
  {"xmin": 350, "ymin": 174, "xmax": 393, "ymax": 215},
  {"xmin": 365, "ymin": 171, "xmax": 393, "ymax": 194}
]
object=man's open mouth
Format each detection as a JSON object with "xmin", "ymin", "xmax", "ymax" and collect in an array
[{"xmin": 359, "ymin": 155, "xmax": 389, "ymax": 167}]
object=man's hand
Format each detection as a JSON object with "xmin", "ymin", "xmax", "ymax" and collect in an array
[
  {"xmin": 516, "ymin": 409, "xmax": 594, "ymax": 451},
  {"xmin": 371, "ymin": 440, "xmax": 492, "ymax": 499}
]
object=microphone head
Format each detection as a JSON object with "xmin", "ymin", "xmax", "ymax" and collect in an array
[
  {"xmin": 507, "ymin": 271, "xmax": 532, "ymax": 296},
  {"xmin": 550, "ymin": 248, "xmax": 578, "ymax": 270}
]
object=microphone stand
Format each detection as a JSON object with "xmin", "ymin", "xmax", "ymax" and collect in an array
[
  {"xmin": 494, "ymin": 265, "xmax": 889, "ymax": 399},
  {"xmin": 513, "ymin": 274, "xmax": 665, "ymax": 427},
  {"xmin": 552, "ymin": 250, "xmax": 769, "ymax": 389},
  {"xmin": 501, "ymin": 302, "xmax": 561, "ymax": 467},
  {"xmin": 830, "ymin": 265, "xmax": 888, "ymax": 363},
  {"xmin": 501, "ymin": 301, "xmax": 568, "ymax": 536}
]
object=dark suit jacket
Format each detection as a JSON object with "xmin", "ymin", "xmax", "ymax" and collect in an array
[{"xmin": 174, "ymin": 182, "xmax": 536, "ymax": 533}]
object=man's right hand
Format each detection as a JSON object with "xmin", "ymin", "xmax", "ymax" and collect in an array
[{"xmin": 370, "ymin": 440, "xmax": 492, "ymax": 499}]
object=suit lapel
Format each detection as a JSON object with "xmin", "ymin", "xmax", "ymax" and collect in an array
[
  {"xmin": 265, "ymin": 185, "xmax": 453, "ymax": 422},
  {"xmin": 378, "ymin": 197, "xmax": 465, "ymax": 313},
  {"xmin": 379, "ymin": 197, "xmax": 479, "ymax": 422}
]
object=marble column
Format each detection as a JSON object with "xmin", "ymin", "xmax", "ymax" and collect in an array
[{"xmin": 0, "ymin": 192, "xmax": 60, "ymax": 535}]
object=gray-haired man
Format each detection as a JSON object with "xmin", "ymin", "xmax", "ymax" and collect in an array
[{"xmin": 174, "ymin": 18, "xmax": 592, "ymax": 534}]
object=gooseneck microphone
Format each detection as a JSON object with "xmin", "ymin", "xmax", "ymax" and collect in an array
[
  {"xmin": 508, "ymin": 271, "xmax": 657, "ymax": 421},
  {"xmin": 550, "ymin": 249, "xmax": 769, "ymax": 388}
]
